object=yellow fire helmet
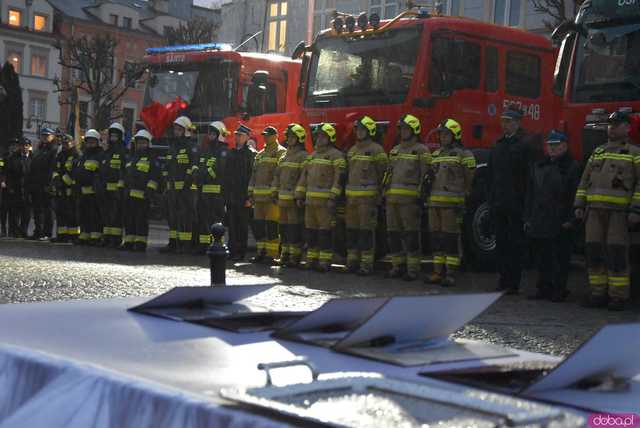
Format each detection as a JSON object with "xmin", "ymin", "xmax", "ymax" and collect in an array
[
  {"xmin": 398, "ymin": 114, "xmax": 421, "ymax": 136},
  {"xmin": 438, "ymin": 118, "xmax": 463, "ymax": 141},
  {"xmin": 356, "ymin": 115, "xmax": 377, "ymax": 137},
  {"xmin": 286, "ymin": 123, "xmax": 306, "ymax": 143},
  {"xmin": 319, "ymin": 123, "xmax": 337, "ymax": 143}
]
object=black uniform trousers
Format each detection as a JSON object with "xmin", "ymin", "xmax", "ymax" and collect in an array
[
  {"xmin": 176, "ymin": 189, "xmax": 195, "ymax": 249},
  {"xmin": 531, "ymin": 229, "xmax": 573, "ymax": 293},
  {"xmin": 0, "ymin": 188, "xmax": 9, "ymax": 234},
  {"xmin": 124, "ymin": 196, "xmax": 150, "ymax": 245},
  {"xmin": 101, "ymin": 190, "xmax": 123, "ymax": 242},
  {"xmin": 493, "ymin": 208, "xmax": 525, "ymax": 290},
  {"xmin": 54, "ymin": 193, "xmax": 78, "ymax": 239},
  {"xmin": 196, "ymin": 194, "xmax": 225, "ymax": 247},
  {"xmin": 78, "ymin": 194, "xmax": 102, "ymax": 243},
  {"xmin": 7, "ymin": 188, "xmax": 29, "ymax": 237},
  {"xmin": 227, "ymin": 203, "xmax": 250, "ymax": 258}
]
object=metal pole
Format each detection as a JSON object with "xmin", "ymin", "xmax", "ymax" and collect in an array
[{"xmin": 207, "ymin": 223, "xmax": 228, "ymax": 286}]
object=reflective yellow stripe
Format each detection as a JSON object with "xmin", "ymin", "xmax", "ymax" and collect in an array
[
  {"xmin": 351, "ymin": 155, "xmax": 373, "ymax": 161},
  {"xmin": 310, "ymin": 159, "xmax": 332, "ymax": 165},
  {"xmin": 319, "ymin": 251, "xmax": 333, "ymax": 262},
  {"xmin": 135, "ymin": 236, "xmax": 148, "ymax": 244},
  {"xmin": 147, "ymin": 180, "xmax": 158, "ymax": 190},
  {"xmin": 392, "ymin": 154, "xmax": 419, "ymax": 161},
  {"xmin": 199, "ymin": 234, "xmax": 212, "ymax": 244},
  {"xmin": 635, "ymin": 156, "xmax": 640, "ymax": 165},
  {"xmin": 307, "ymin": 191, "xmax": 332, "ymax": 198},
  {"xmin": 307, "ymin": 249, "xmax": 319, "ymax": 259},
  {"xmin": 84, "ymin": 160, "xmax": 99, "ymax": 171},
  {"xmin": 81, "ymin": 186, "xmax": 95, "ymax": 195},
  {"xmin": 124, "ymin": 235, "xmax": 136, "ymax": 243},
  {"xmin": 374, "ymin": 153, "xmax": 388, "ymax": 162},
  {"xmin": 278, "ymin": 194, "xmax": 295, "ymax": 201},
  {"xmin": 432, "ymin": 156, "xmax": 461, "ymax": 164},
  {"xmin": 462, "ymin": 157, "xmax": 476, "ymax": 168},
  {"xmin": 446, "ymin": 256, "xmax": 461, "ymax": 267},
  {"xmin": 331, "ymin": 187, "xmax": 342, "ymax": 196},
  {"xmin": 346, "ymin": 190, "xmax": 377, "ymax": 197},
  {"xmin": 586, "ymin": 194, "xmax": 630, "ymax": 205},
  {"xmin": 202, "ymin": 184, "xmax": 221, "ymax": 193},
  {"xmin": 592, "ymin": 153, "xmax": 634, "ymax": 162},
  {"xmin": 433, "ymin": 255, "xmax": 445, "ymax": 265},
  {"xmin": 258, "ymin": 157, "xmax": 279, "ymax": 164},
  {"xmin": 429, "ymin": 195, "xmax": 465, "ymax": 204},
  {"xmin": 57, "ymin": 227, "xmax": 68, "ymax": 235},
  {"xmin": 129, "ymin": 189, "xmax": 145, "ymax": 199},
  {"xmin": 609, "ymin": 276, "xmax": 630, "ymax": 286},
  {"xmin": 173, "ymin": 181, "xmax": 184, "ymax": 190},
  {"xmin": 295, "ymin": 186, "xmax": 306, "ymax": 193},
  {"xmin": 387, "ymin": 188, "xmax": 419, "ymax": 197},
  {"xmin": 252, "ymin": 188, "xmax": 273, "ymax": 195},
  {"xmin": 588, "ymin": 275, "xmax": 607, "ymax": 285},
  {"xmin": 576, "ymin": 189, "xmax": 587, "ymax": 196},
  {"xmin": 178, "ymin": 232, "xmax": 192, "ymax": 241},
  {"xmin": 169, "ymin": 230, "xmax": 178, "ymax": 239},
  {"xmin": 90, "ymin": 232, "xmax": 102, "ymax": 239},
  {"xmin": 106, "ymin": 182, "xmax": 118, "ymax": 191},
  {"xmin": 62, "ymin": 174, "xmax": 73, "ymax": 186},
  {"xmin": 280, "ymin": 162, "xmax": 304, "ymax": 168}
]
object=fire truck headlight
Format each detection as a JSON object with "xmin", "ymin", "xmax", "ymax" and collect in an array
[
  {"xmin": 357, "ymin": 12, "xmax": 368, "ymax": 30},
  {"xmin": 333, "ymin": 17, "xmax": 344, "ymax": 33},
  {"xmin": 345, "ymin": 16, "xmax": 356, "ymax": 33},
  {"xmin": 369, "ymin": 13, "xmax": 380, "ymax": 29}
]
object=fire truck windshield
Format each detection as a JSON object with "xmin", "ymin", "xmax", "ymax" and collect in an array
[
  {"xmin": 573, "ymin": 23, "xmax": 640, "ymax": 103},
  {"xmin": 305, "ymin": 26, "xmax": 421, "ymax": 107},
  {"xmin": 144, "ymin": 63, "xmax": 237, "ymax": 122}
]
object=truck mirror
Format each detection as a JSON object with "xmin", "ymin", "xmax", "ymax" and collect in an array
[
  {"xmin": 291, "ymin": 41, "xmax": 307, "ymax": 60},
  {"xmin": 551, "ymin": 20, "xmax": 587, "ymax": 43}
]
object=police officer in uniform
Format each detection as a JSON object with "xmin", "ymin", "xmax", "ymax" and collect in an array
[
  {"xmin": 100, "ymin": 123, "xmax": 126, "ymax": 247},
  {"xmin": 73, "ymin": 130, "xmax": 103, "ymax": 245},
  {"xmin": 0, "ymin": 148, "xmax": 6, "ymax": 236},
  {"xmin": 5, "ymin": 138, "xmax": 32, "ymax": 238},
  {"xmin": 426, "ymin": 119, "xmax": 476, "ymax": 286},
  {"xmin": 51, "ymin": 132, "xmax": 79, "ymax": 243},
  {"xmin": 27, "ymin": 127, "xmax": 57, "ymax": 240},
  {"xmin": 161, "ymin": 116, "xmax": 197, "ymax": 253},
  {"xmin": 248, "ymin": 126, "xmax": 286, "ymax": 263},
  {"xmin": 295, "ymin": 123, "xmax": 346, "ymax": 272},
  {"xmin": 224, "ymin": 124, "xmax": 255, "ymax": 261},
  {"xmin": 345, "ymin": 116, "xmax": 389, "ymax": 275},
  {"xmin": 575, "ymin": 112, "xmax": 640, "ymax": 311},
  {"xmin": 385, "ymin": 115, "xmax": 431, "ymax": 281},
  {"xmin": 122, "ymin": 130, "xmax": 161, "ymax": 251},
  {"xmin": 192, "ymin": 121, "xmax": 229, "ymax": 255},
  {"xmin": 272, "ymin": 124, "xmax": 308, "ymax": 267}
]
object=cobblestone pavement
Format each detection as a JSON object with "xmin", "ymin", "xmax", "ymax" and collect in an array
[{"xmin": 0, "ymin": 224, "xmax": 638, "ymax": 357}]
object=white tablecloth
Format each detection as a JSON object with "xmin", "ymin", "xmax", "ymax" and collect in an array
[{"xmin": 0, "ymin": 297, "xmax": 556, "ymax": 427}]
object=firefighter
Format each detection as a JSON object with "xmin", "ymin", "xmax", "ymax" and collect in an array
[
  {"xmin": 345, "ymin": 116, "xmax": 388, "ymax": 275},
  {"xmin": 425, "ymin": 119, "xmax": 475, "ymax": 286},
  {"xmin": 272, "ymin": 123, "xmax": 308, "ymax": 267},
  {"xmin": 99, "ymin": 123, "xmax": 126, "ymax": 248},
  {"xmin": 122, "ymin": 130, "xmax": 161, "ymax": 252},
  {"xmin": 487, "ymin": 108, "xmax": 535, "ymax": 295},
  {"xmin": 193, "ymin": 121, "xmax": 229, "ymax": 255},
  {"xmin": 248, "ymin": 126, "xmax": 286, "ymax": 263},
  {"xmin": 26, "ymin": 127, "xmax": 57, "ymax": 240},
  {"xmin": 73, "ymin": 130, "xmax": 103, "ymax": 245},
  {"xmin": 50, "ymin": 132, "xmax": 79, "ymax": 243},
  {"xmin": 575, "ymin": 112, "xmax": 640, "ymax": 311},
  {"xmin": 224, "ymin": 124, "xmax": 255, "ymax": 261},
  {"xmin": 385, "ymin": 114, "xmax": 431, "ymax": 281},
  {"xmin": 295, "ymin": 123, "xmax": 346, "ymax": 272},
  {"xmin": 160, "ymin": 116, "xmax": 197, "ymax": 253}
]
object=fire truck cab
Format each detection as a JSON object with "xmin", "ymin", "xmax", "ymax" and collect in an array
[
  {"xmin": 552, "ymin": 0, "xmax": 640, "ymax": 160},
  {"xmin": 296, "ymin": 8, "xmax": 559, "ymax": 266},
  {"xmin": 141, "ymin": 43, "xmax": 302, "ymax": 149}
]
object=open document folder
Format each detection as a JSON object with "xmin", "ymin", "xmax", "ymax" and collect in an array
[
  {"xmin": 128, "ymin": 286, "xmax": 308, "ymax": 333},
  {"xmin": 273, "ymin": 292, "xmax": 514, "ymax": 367},
  {"xmin": 424, "ymin": 323, "xmax": 640, "ymax": 413}
]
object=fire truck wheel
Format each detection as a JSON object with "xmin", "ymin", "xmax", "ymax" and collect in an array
[{"xmin": 463, "ymin": 201, "xmax": 496, "ymax": 271}]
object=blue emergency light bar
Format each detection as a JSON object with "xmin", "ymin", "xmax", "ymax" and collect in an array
[{"xmin": 146, "ymin": 43, "xmax": 233, "ymax": 54}]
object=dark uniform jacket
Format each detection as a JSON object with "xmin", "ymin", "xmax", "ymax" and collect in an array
[
  {"xmin": 123, "ymin": 149, "xmax": 161, "ymax": 199},
  {"xmin": 52, "ymin": 149, "xmax": 78, "ymax": 197},
  {"xmin": 26, "ymin": 145, "xmax": 56, "ymax": 191},
  {"xmin": 164, "ymin": 138, "xmax": 197, "ymax": 192},
  {"xmin": 73, "ymin": 147, "xmax": 103, "ymax": 195},
  {"xmin": 194, "ymin": 142, "xmax": 227, "ymax": 196},
  {"xmin": 99, "ymin": 146, "xmax": 126, "ymax": 193},
  {"xmin": 487, "ymin": 128, "xmax": 537, "ymax": 213},
  {"xmin": 5, "ymin": 151, "xmax": 31, "ymax": 195},
  {"xmin": 223, "ymin": 145, "xmax": 255, "ymax": 206},
  {"xmin": 524, "ymin": 152, "xmax": 581, "ymax": 239}
]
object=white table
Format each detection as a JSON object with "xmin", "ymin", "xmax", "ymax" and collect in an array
[{"xmin": 0, "ymin": 297, "xmax": 556, "ymax": 428}]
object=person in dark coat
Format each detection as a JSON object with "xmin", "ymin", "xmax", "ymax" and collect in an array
[
  {"xmin": 223, "ymin": 124, "xmax": 255, "ymax": 261},
  {"xmin": 524, "ymin": 131, "xmax": 581, "ymax": 302},
  {"xmin": 5, "ymin": 138, "xmax": 32, "ymax": 237},
  {"xmin": 26, "ymin": 128, "xmax": 58, "ymax": 240},
  {"xmin": 486, "ymin": 108, "xmax": 538, "ymax": 295}
]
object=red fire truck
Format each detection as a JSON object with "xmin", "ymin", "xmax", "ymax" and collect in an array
[
  {"xmin": 140, "ymin": 43, "xmax": 303, "ymax": 149},
  {"xmin": 552, "ymin": 0, "xmax": 640, "ymax": 160},
  {"xmin": 294, "ymin": 7, "xmax": 561, "ymax": 266}
]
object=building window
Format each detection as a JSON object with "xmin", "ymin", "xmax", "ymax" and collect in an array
[
  {"xmin": 463, "ymin": 0, "xmax": 483, "ymax": 20},
  {"xmin": 123, "ymin": 17, "xmax": 132, "ymax": 29},
  {"xmin": 110, "ymin": 14, "xmax": 118, "ymax": 26},
  {"xmin": 31, "ymin": 53, "xmax": 48, "ymax": 78},
  {"xmin": 79, "ymin": 101, "xmax": 89, "ymax": 129},
  {"xmin": 122, "ymin": 107, "xmax": 135, "ymax": 135},
  {"xmin": 506, "ymin": 51, "xmax": 541, "ymax": 98},
  {"xmin": 9, "ymin": 9, "xmax": 22, "ymax": 27},
  {"xmin": 7, "ymin": 51, "xmax": 23, "ymax": 74},
  {"xmin": 266, "ymin": 1, "xmax": 287, "ymax": 53},
  {"xmin": 370, "ymin": 0, "xmax": 397, "ymax": 19},
  {"xmin": 494, "ymin": 0, "xmax": 521, "ymax": 26},
  {"xmin": 34, "ymin": 14, "xmax": 48, "ymax": 31},
  {"xmin": 313, "ymin": 0, "xmax": 336, "ymax": 36},
  {"xmin": 30, "ymin": 95, "xmax": 47, "ymax": 120},
  {"xmin": 124, "ymin": 61, "xmax": 138, "ymax": 87}
]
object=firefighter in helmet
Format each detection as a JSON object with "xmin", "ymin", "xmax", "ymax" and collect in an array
[
  {"xmin": 426, "ymin": 119, "xmax": 476, "ymax": 287},
  {"xmin": 51, "ymin": 131, "xmax": 79, "ymax": 243},
  {"xmin": 272, "ymin": 123, "xmax": 308, "ymax": 267},
  {"xmin": 248, "ymin": 126, "xmax": 286, "ymax": 263},
  {"xmin": 160, "ymin": 116, "xmax": 198, "ymax": 253},
  {"xmin": 73, "ymin": 129, "xmax": 104, "ymax": 245},
  {"xmin": 575, "ymin": 111, "xmax": 640, "ymax": 311},
  {"xmin": 295, "ymin": 123, "xmax": 346, "ymax": 272},
  {"xmin": 122, "ymin": 129, "xmax": 161, "ymax": 251},
  {"xmin": 384, "ymin": 114, "xmax": 431, "ymax": 281},
  {"xmin": 192, "ymin": 121, "xmax": 230, "ymax": 254},
  {"xmin": 100, "ymin": 122, "xmax": 126, "ymax": 247},
  {"xmin": 345, "ymin": 116, "xmax": 389, "ymax": 275}
]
